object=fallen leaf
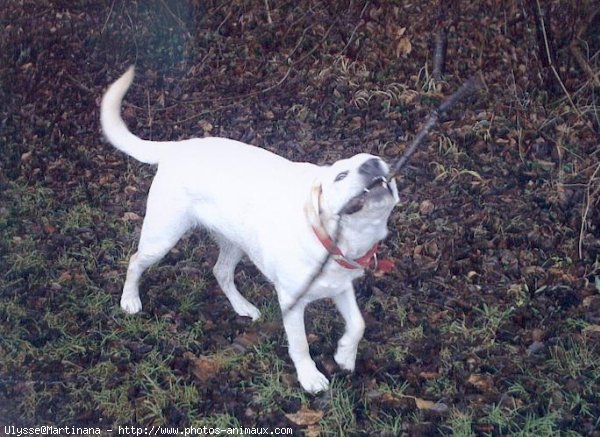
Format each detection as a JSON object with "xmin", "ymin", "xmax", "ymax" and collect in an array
[
  {"xmin": 396, "ymin": 37, "xmax": 412, "ymax": 57},
  {"xmin": 232, "ymin": 331, "xmax": 260, "ymax": 353},
  {"xmin": 414, "ymin": 397, "xmax": 436, "ymax": 410},
  {"xmin": 199, "ymin": 120, "xmax": 213, "ymax": 133},
  {"xmin": 305, "ymin": 425, "xmax": 321, "ymax": 437},
  {"xmin": 419, "ymin": 200, "xmax": 435, "ymax": 215},
  {"xmin": 428, "ymin": 310, "xmax": 448, "ymax": 323},
  {"xmin": 58, "ymin": 271, "xmax": 73, "ymax": 283},
  {"xmin": 419, "ymin": 371, "xmax": 440, "ymax": 380},
  {"xmin": 374, "ymin": 258, "xmax": 396, "ymax": 276},
  {"xmin": 44, "ymin": 224, "xmax": 57, "ymax": 234},
  {"xmin": 467, "ymin": 374, "xmax": 494, "ymax": 392},
  {"xmin": 21, "ymin": 151, "xmax": 33, "ymax": 163},
  {"xmin": 122, "ymin": 212, "xmax": 142, "ymax": 222},
  {"xmin": 184, "ymin": 352, "xmax": 221, "ymax": 382},
  {"xmin": 398, "ymin": 395, "xmax": 449, "ymax": 414},
  {"xmin": 285, "ymin": 405, "xmax": 324, "ymax": 426}
]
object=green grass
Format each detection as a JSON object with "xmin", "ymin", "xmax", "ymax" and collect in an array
[
  {"xmin": 320, "ymin": 378, "xmax": 357, "ymax": 436},
  {"xmin": 1, "ymin": 175, "xmax": 598, "ymax": 434},
  {"xmin": 2, "ymin": 1, "xmax": 599, "ymax": 433}
]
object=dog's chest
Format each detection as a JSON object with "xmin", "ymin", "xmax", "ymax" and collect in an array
[{"xmin": 304, "ymin": 265, "xmax": 364, "ymax": 299}]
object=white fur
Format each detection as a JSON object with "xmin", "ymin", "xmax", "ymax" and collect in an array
[{"xmin": 100, "ymin": 67, "xmax": 398, "ymax": 393}]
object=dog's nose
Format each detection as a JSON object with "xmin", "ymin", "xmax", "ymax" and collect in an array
[{"xmin": 359, "ymin": 158, "xmax": 386, "ymax": 178}]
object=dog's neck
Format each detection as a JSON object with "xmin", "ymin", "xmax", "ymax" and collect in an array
[{"xmin": 305, "ymin": 184, "xmax": 389, "ymax": 262}]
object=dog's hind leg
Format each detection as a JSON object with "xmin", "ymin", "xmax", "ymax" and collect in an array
[
  {"xmin": 212, "ymin": 235, "xmax": 261, "ymax": 321},
  {"xmin": 121, "ymin": 188, "xmax": 193, "ymax": 314}
]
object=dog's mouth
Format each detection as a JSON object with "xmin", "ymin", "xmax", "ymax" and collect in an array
[{"xmin": 342, "ymin": 176, "xmax": 395, "ymax": 215}]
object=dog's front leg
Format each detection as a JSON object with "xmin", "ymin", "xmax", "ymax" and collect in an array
[
  {"xmin": 333, "ymin": 287, "xmax": 365, "ymax": 372},
  {"xmin": 281, "ymin": 302, "xmax": 329, "ymax": 393}
]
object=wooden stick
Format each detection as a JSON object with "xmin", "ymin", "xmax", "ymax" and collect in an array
[
  {"xmin": 432, "ymin": 28, "xmax": 448, "ymax": 81},
  {"xmin": 387, "ymin": 76, "xmax": 479, "ymax": 180},
  {"xmin": 284, "ymin": 77, "xmax": 479, "ymax": 315},
  {"xmin": 570, "ymin": 43, "xmax": 600, "ymax": 88}
]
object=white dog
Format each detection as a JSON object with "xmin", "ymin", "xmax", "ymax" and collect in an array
[{"xmin": 100, "ymin": 67, "xmax": 398, "ymax": 392}]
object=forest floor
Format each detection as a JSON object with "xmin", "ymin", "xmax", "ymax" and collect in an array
[{"xmin": 1, "ymin": 1, "xmax": 599, "ymax": 435}]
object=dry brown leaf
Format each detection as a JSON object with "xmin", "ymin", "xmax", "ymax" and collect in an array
[
  {"xmin": 414, "ymin": 397, "xmax": 436, "ymax": 410},
  {"xmin": 184, "ymin": 352, "xmax": 222, "ymax": 382},
  {"xmin": 122, "ymin": 212, "xmax": 142, "ymax": 222},
  {"xmin": 199, "ymin": 120, "xmax": 213, "ymax": 133},
  {"xmin": 397, "ymin": 395, "xmax": 448, "ymax": 414},
  {"xmin": 467, "ymin": 374, "xmax": 494, "ymax": 392},
  {"xmin": 396, "ymin": 37, "xmax": 412, "ymax": 57},
  {"xmin": 419, "ymin": 371, "xmax": 440, "ymax": 380},
  {"xmin": 58, "ymin": 271, "xmax": 72, "ymax": 283},
  {"xmin": 419, "ymin": 200, "xmax": 435, "ymax": 215},
  {"xmin": 285, "ymin": 405, "xmax": 324, "ymax": 426},
  {"xmin": 305, "ymin": 425, "xmax": 321, "ymax": 437},
  {"xmin": 21, "ymin": 151, "xmax": 33, "ymax": 163}
]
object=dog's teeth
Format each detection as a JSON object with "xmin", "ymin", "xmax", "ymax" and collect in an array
[{"xmin": 363, "ymin": 188, "xmax": 370, "ymax": 193}]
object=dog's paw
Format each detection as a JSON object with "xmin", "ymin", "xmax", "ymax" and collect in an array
[
  {"xmin": 121, "ymin": 295, "xmax": 142, "ymax": 314},
  {"xmin": 334, "ymin": 347, "xmax": 357, "ymax": 372},
  {"xmin": 298, "ymin": 364, "xmax": 329, "ymax": 393},
  {"xmin": 231, "ymin": 300, "xmax": 261, "ymax": 321}
]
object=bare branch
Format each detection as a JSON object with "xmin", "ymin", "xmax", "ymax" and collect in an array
[
  {"xmin": 432, "ymin": 28, "xmax": 448, "ymax": 81},
  {"xmin": 283, "ymin": 77, "xmax": 480, "ymax": 316},
  {"xmin": 388, "ymin": 76, "xmax": 480, "ymax": 179}
]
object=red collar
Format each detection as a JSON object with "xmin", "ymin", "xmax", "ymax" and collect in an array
[
  {"xmin": 311, "ymin": 225, "xmax": 379, "ymax": 269},
  {"xmin": 305, "ymin": 184, "xmax": 379, "ymax": 270}
]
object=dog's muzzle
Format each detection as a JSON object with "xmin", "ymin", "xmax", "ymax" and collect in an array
[
  {"xmin": 341, "ymin": 175, "xmax": 394, "ymax": 215},
  {"xmin": 363, "ymin": 175, "xmax": 393, "ymax": 195}
]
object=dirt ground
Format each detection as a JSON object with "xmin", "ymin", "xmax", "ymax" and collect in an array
[{"xmin": 1, "ymin": 1, "xmax": 599, "ymax": 435}]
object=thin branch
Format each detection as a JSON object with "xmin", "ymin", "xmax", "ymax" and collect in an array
[
  {"xmin": 530, "ymin": 0, "xmax": 582, "ymax": 116},
  {"xmin": 432, "ymin": 28, "xmax": 448, "ymax": 81},
  {"xmin": 264, "ymin": 0, "xmax": 273, "ymax": 24},
  {"xmin": 579, "ymin": 163, "xmax": 600, "ymax": 260},
  {"xmin": 283, "ymin": 217, "xmax": 343, "ymax": 315},
  {"xmin": 100, "ymin": 0, "xmax": 116, "ymax": 35},
  {"xmin": 432, "ymin": 0, "xmax": 450, "ymax": 81},
  {"xmin": 284, "ymin": 77, "xmax": 480, "ymax": 315},
  {"xmin": 337, "ymin": 1, "xmax": 370, "ymax": 57},
  {"xmin": 387, "ymin": 76, "xmax": 480, "ymax": 179},
  {"xmin": 159, "ymin": 0, "xmax": 193, "ymax": 40},
  {"xmin": 570, "ymin": 43, "xmax": 600, "ymax": 88}
]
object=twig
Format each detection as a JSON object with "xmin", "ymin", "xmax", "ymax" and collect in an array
[
  {"xmin": 387, "ymin": 76, "xmax": 480, "ymax": 179},
  {"xmin": 179, "ymin": 20, "xmax": 336, "ymax": 125},
  {"xmin": 64, "ymin": 73, "xmax": 94, "ymax": 94},
  {"xmin": 284, "ymin": 77, "xmax": 480, "ymax": 315},
  {"xmin": 293, "ymin": 20, "xmax": 337, "ymax": 66},
  {"xmin": 337, "ymin": 1, "xmax": 370, "ymax": 57},
  {"xmin": 534, "ymin": 0, "xmax": 581, "ymax": 115},
  {"xmin": 283, "ymin": 217, "xmax": 343, "ymax": 314},
  {"xmin": 432, "ymin": 28, "xmax": 448, "ymax": 81},
  {"xmin": 264, "ymin": 0, "xmax": 273, "ymax": 24},
  {"xmin": 216, "ymin": 11, "xmax": 231, "ymax": 34},
  {"xmin": 159, "ymin": 0, "xmax": 193, "ymax": 39},
  {"xmin": 579, "ymin": 163, "xmax": 600, "ymax": 260},
  {"xmin": 570, "ymin": 42, "xmax": 600, "ymax": 88},
  {"xmin": 100, "ymin": 0, "xmax": 115, "ymax": 35}
]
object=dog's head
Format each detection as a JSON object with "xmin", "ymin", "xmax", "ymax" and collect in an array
[{"xmin": 319, "ymin": 154, "xmax": 399, "ymax": 220}]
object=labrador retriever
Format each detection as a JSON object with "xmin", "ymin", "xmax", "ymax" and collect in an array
[{"xmin": 100, "ymin": 67, "xmax": 398, "ymax": 392}]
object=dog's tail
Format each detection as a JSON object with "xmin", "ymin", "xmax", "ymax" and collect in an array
[{"xmin": 100, "ymin": 66, "xmax": 163, "ymax": 164}]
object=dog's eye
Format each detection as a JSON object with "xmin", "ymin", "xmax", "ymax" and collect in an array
[{"xmin": 334, "ymin": 171, "xmax": 349, "ymax": 182}]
